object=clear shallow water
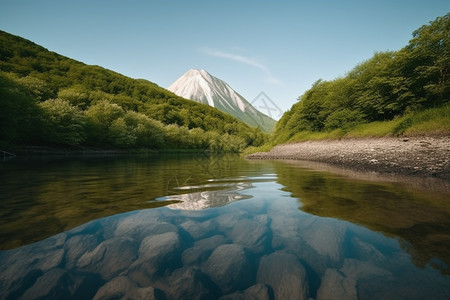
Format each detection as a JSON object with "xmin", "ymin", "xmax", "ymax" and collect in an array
[{"xmin": 0, "ymin": 154, "xmax": 449, "ymax": 299}]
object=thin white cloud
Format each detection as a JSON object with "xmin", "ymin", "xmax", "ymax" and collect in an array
[{"xmin": 201, "ymin": 48, "xmax": 282, "ymax": 86}]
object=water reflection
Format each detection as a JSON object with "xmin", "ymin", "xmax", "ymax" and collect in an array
[
  {"xmin": 0, "ymin": 154, "xmax": 265, "ymax": 249},
  {"xmin": 161, "ymin": 176, "xmax": 277, "ymax": 210},
  {"xmin": 1, "ymin": 156, "xmax": 450, "ymax": 299},
  {"xmin": 274, "ymin": 160, "xmax": 450, "ymax": 275}
]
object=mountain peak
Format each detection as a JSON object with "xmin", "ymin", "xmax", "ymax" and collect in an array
[
  {"xmin": 168, "ymin": 69, "xmax": 276, "ymax": 132},
  {"xmin": 183, "ymin": 69, "xmax": 213, "ymax": 84}
]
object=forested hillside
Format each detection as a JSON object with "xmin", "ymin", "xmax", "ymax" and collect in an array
[
  {"xmin": 0, "ymin": 31, "xmax": 266, "ymax": 152},
  {"xmin": 274, "ymin": 14, "xmax": 449, "ymax": 143}
]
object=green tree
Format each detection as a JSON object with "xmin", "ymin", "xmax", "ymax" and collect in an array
[
  {"xmin": 164, "ymin": 124, "xmax": 191, "ymax": 149},
  {"xmin": 108, "ymin": 117, "xmax": 137, "ymax": 148},
  {"xmin": 0, "ymin": 73, "xmax": 42, "ymax": 143},
  {"xmin": 85, "ymin": 100, "xmax": 125, "ymax": 145},
  {"xmin": 406, "ymin": 13, "xmax": 449, "ymax": 105},
  {"xmin": 57, "ymin": 85, "xmax": 90, "ymax": 109},
  {"xmin": 39, "ymin": 99, "xmax": 86, "ymax": 145},
  {"xmin": 122, "ymin": 111, "xmax": 165, "ymax": 148},
  {"xmin": 17, "ymin": 75, "xmax": 55, "ymax": 101},
  {"xmin": 188, "ymin": 128, "xmax": 209, "ymax": 149}
]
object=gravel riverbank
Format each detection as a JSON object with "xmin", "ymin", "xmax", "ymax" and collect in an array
[{"xmin": 246, "ymin": 136, "xmax": 450, "ymax": 181}]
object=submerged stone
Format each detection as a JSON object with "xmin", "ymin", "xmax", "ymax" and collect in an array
[
  {"xmin": 129, "ymin": 231, "xmax": 183, "ymax": 282},
  {"xmin": 219, "ymin": 283, "xmax": 271, "ymax": 300},
  {"xmin": 202, "ymin": 244, "xmax": 253, "ymax": 294},
  {"xmin": 93, "ymin": 275, "xmax": 162, "ymax": 300},
  {"xmin": 20, "ymin": 268, "xmax": 103, "ymax": 300},
  {"xmin": 76, "ymin": 236, "xmax": 137, "ymax": 280},
  {"xmin": 227, "ymin": 218, "xmax": 269, "ymax": 254},
  {"xmin": 64, "ymin": 234, "xmax": 99, "ymax": 268},
  {"xmin": 316, "ymin": 268, "xmax": 357, "ymax": 300},
  {"xmin": 257, "ymin": 251, "xmax": 309, "ymax": 300},
  {"xmin": 153, "ymin": 266, "xmax": 220, "ymax": 300}
]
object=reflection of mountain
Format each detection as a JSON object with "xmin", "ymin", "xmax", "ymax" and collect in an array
[
  {"xmin": 161, "ymin": 181, "xmax": 253, "ymax": 210},
  {"xmin": 274, "ymin": 161, "xmax": 450, "ymax": 275}
]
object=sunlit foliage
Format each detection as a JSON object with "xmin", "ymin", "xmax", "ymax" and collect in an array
[
  {"xmin": 275, "ymin": 14, "xmax": 449, "ymax": 143},
  {"xmin": 0, "ymin": 30, "xmax": 267, "ymax": 151}
]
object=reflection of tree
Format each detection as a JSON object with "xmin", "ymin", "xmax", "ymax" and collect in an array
[
  {"xmin": 164, "ymin": 153, "xmax": 229, "ymax": 196},
  {"xmin": 193, "ymin": 152, "xmax": 226, "ymax": 178},
  {"xmin": 0, "ymin": 154, "xmax": 246, "ymax": 249},
  {"xmin": 274, "ymin": 162, "xmax": 450, "ymax": 275}
]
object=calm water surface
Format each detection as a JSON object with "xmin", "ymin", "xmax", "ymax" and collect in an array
[{"xmin": 0, "ymin": 154, "xmax": 449, "ymax": 299}]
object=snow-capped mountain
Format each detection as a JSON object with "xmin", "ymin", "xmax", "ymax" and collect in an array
[{"xmin": 168, "ymin": 69, "xmax": 275, "ymax": 132}]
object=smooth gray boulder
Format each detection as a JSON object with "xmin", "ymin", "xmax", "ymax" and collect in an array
[
  {"xmin": 227, "ymin": 218, "xmax": 269, "ymax": 254},
  {"xmin": 138, "ymin": 232, "xmax": 181, "ymax": 261},
  {"xmin": 182, "ymin": 235, "xmax": 229, "ymax": 266},
  {"xmin": 180, "ymin": 219, "xmax": 216, "ymax": 240},
  {"xmin": 76, "ymin": 236, "xmax": 137, "ymax": 280},
  {"xmin": 64, "ymin": 234, "xmax": 99, "ymax": 268},
  {"xmin": 316, "ymin": 268, "xmax": 357, "ymax": 300},
  {"xmin": 214, "ymin": 209, "xmax": 250, "ymax": 232},
  {"xmin": 202, "ymin": 244, "xmax": 253, "ymax": 294},
  {"xmin": 182, "ymin": 246, "xmax": 211, "ymax": 266},
  {"xmin": 299, "ymin": 218, "xmax": 347, "ymax": 266},
  {"xmin": 115, "ymin": 215, "xmax": 177, "ymax": 241},
  {"xmin": 194, "ymin": 234, "xmax": 228, "ymax": 249},
  {"xmin": 93, "ymin": 275, "xmax": 162, "ymax": 300},
  {"xmin": 0, "ymin": 246, "xmax": 64, "ymax": 296},
  {"xmin": 129, "ymin": 231, "xmax": 182, "ymax": 282},
  {"xmin": 257, "ymin": 252, "xmax": 309, "ymax": 300},
  {"xmin": 317, "ymin": 259, "xmax": 392, "ymax": 300},
  {"xmin": 219, "ymin": 283, "xmax": 271, "ymax": 300},
  {"xmin": 340, "ymin": 258, "xmax": 391, "ymax": 280},
  {"xmin": 153, "ymin": 266, "xmax": 219, "ymax": 300},
  {"xmin": 20, "ymin": 268, "xmax": 102, "ymax": 300}
]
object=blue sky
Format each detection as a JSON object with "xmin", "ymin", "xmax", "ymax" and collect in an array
[{"xmin": 1, "ymin": 0, "xmax": 449, "ymax": 119}]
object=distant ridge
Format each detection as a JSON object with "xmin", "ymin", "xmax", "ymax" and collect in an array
[{"xmin": 169, "ymin": 69, "xmax": 276, "ymax": 132}]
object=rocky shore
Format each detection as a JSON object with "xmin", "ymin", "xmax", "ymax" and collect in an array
[{"xmin": 247, "ymin": 136, "xmax": 450, "ymax": 180}]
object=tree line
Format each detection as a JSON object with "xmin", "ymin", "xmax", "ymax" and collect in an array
[
  {"xmin": 0, "ymin": 31, "xmax": 266, "ymax": 152},
  {"xmin": 274, "ymin": 14, "xmax": 449, "ymax": 143}
]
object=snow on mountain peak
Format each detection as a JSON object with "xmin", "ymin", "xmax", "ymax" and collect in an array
[
  {"xmin": 168, "ymin": 69, "xmax": 276, "ymax": 132},
  {"xmin": 169, "ymin": 69, "xmax": 247, "ymax": 111}
]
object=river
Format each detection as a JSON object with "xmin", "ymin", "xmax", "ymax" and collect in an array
[{"xmin": 1, "ymin": 154, "xmax": 449, "ymax": 299}]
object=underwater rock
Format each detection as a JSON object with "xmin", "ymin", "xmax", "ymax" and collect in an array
[
  {"xmin": 129, "ymin": 231, "xmax": 182, "ymax": 281},
  {"xmin": 182, "ymin": 235, "xmax": 229, "ymax": 266},
  {"xmin": 76, "ymin": 236, "xmax": 137, "ymax": 280},
  {"xmin": 20, "ymin": 268, "xmax": 103, "ymax": 300},
  {"xmin": 227, "ymin": 218, "xmax": 269, "ymax": 254},
  {"xmin": 202, "ymin": 244, "xmax": 253, "ymax": 294},
  {"xmin": 153, "ymin": 266, "xmax": 220, "ymax": 300},
  {"xmin": 180, "ymin": 219, "xmax": 217, "ymax": 240},
  {"xmin": 300, "ymin": 218, "xmax": 347, "ymax": 266},
  {"xmin": 219, "ymin": 283, "xmax": 271, "ymax": 300},
  {"xmin": 115, "ymin": 212, "xmax": 177, "ymax": 241},
  {"xmin": 93, "ymin": 275, "xmax": 162, "ymax": 300},
  {"xmin": 316, "ymin": 268, "xmax": 357, "ymax": 300},
  {"xmin": 257, "ymin": 251, "xmax": 309, "ymax": 300},
  {"xmin": 64, "ymin": 234, "xmax": 99, "ymax": 268}
]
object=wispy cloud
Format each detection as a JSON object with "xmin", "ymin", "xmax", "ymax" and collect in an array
[{"xmin": 201, "ymin": 48, "xmax": 282, "ymax": 85}]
